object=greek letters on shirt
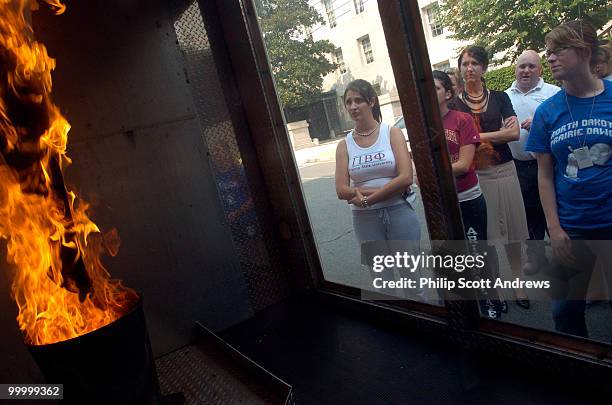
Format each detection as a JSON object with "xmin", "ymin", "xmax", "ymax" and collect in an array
[{"xmin": 350, "ymin": 151, "xmax": 391, "ymax": 171}]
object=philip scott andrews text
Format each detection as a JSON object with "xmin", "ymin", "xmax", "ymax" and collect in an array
[{"xmin": 372, "ymin": 277, "xmax": 551, "ymax": 290}]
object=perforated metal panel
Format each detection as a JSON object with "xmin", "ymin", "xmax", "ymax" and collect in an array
[
  {"xmin": 170, "ymin": 0, "xmax": 290, "ymax": 311},
  {"xmin": 156, "ymin": 345, "xmax": 277, "ymax": 404}
]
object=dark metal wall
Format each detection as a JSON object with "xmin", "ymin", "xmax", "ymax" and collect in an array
[
  {"xmin": 0, "ymin": 0, "xmax": 292, "ymax": 383},
  {"xmin": 171, "ymin": 0, "xmax": 291, "ymax": 311}
]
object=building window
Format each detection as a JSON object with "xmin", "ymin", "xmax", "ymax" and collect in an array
[
  {"xmin": 359, "ymin": 35, "xmax": 374, "ymax": 64},
  {"xmin": 354, "ymin": 0, "xmax": 364, "ymax": 14},
  {"xmin": 322, "ymin": 0, "xmax": 336, "ymax": 28},
  {"xmin": 334, "ymin": 49, "xmax": 346, "ymax": 74},
  {"xmin": 433, "ymin": 60, "xmax": 450, "ymax": 71},
  {"xmin": 425, "ymin": 4, "xmax": 443, "ymax": 37}
]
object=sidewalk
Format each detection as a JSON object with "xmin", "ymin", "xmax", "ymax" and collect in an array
[{"xmin": 293, "ymin": 138, "xmax": 342, "ymax": 166}]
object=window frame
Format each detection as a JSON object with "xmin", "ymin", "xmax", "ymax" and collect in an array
[
  {"xmin": 359, "ymin": 35, "xmax": 374, "ymax": 64},
  {"xmin": 433, "ymin": 60, "xmax": 450, "ymax": 71},
  {"xmin": 354, "ymin": 0, "xmax": 365, "ymax": 14},
  {"xmin": 425, "ymin": 3, "xmax": 443, "ymax": 38},
  {"xmin": 322, "ymin": 0, "xmax": 337, "ymax": 28},
  {"xmin": 216, "ymin": 0, "xmax": 612, "ymax": 381},
  {"xmin": 334, "ymin": 48, "xmax": 347, "ymax": 74}
]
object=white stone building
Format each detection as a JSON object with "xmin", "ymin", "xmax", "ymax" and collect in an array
[
  {"xmin": 308, "ymin": 0, "xmax": 466, "ymax": 129},
  {"xmin": 417, "ymin": 0, "xmax": 468, "ymax": 70}
]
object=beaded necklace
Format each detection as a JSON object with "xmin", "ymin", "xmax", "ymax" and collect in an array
[
  {"xmin": 354, "ymin": 123, "xmax": 380, "ymax": 137},
  {"xmin": 462, "ymin": 88, "xmax": 489, "ymax": 113}
]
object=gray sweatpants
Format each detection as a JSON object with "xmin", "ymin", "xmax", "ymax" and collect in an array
[
  {"xmin": 352, "ymin": 201, "xmax": 421, "ymax": 243},
  {"xmin": 353, "ymin": 201, "xmax": 422, "ymax": 298}
]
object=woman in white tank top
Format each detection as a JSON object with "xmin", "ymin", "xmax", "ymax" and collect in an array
[{"xmin": 335, "ymin": 80, "xmax": 421, "ymax": 293}]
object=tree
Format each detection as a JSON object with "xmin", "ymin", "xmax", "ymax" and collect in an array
[
  {"xmin": 439, "ymin": 0, "xmax": 611, "ymax": 63},
  {"xmin": 255, "ymin": 0, "xmax": 336, "ymax": 107}
]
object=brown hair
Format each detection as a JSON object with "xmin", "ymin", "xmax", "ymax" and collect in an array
[
  {"xmin": 545, "ymin": 19, "xmax": 598, "ymax": 59},
  {"xmin": 592, "ymin": 44, "xmax": 611, "ymax": 77},
  {"xmin": 432, "ymin": 70, "xmax": 455, "ymax": 99},
  {"xmin": 343, "ymin": 79, "xmax": 382, "ymax": 123},
  {"xmin": 457, "ymin": 45, "xmax": 489, "ymax": 71},
  {"xmin": 444, "ymin": 67, "xmax": 464, "ymax": 91}
]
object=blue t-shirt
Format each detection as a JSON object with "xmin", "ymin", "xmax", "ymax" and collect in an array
[{"xmin": 525, "ymin": 80, "xmax": 612, "ymax": 229}]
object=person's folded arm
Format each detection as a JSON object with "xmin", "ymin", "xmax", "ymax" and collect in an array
[
  {"xmin": 479, "ymin": 116, "xmax": 519, "ymax": 144},
  {"xmin": 357, "ymin": 187, "xmax": 380, "ymax": 196}
]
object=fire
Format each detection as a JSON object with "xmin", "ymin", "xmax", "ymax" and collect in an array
[{"xmin": 0, "ymin": 0, "xmax": 137, "ymax": 345}]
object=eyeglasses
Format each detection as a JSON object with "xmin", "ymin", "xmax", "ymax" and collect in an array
[{"xmin": 544, "ymin": 46, "xmax": 572, "ymax": 58}]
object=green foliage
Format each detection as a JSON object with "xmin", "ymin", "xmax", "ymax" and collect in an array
[
  {"xmin": 484, "ymin": 59, "xmax": 559, "ymax": 91},
  {"xmin": 439, "ymin": 0, "xmax": 611, "ymax": 63},
  {"xmin": 483, "ymin": 66, "xmax": 516, "ymax": 91},
  {"xmin": 255, "ymin": 0, "xmax": 336, "ymax": 107}
]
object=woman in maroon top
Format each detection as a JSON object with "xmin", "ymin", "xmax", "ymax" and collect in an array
[
  {"xmin": 434, "ymin": 70, "xmax": 504, "ymax": 318},
  {"xmin": 433, "ymin": 71, "xmax": 485, "ymax": 238},
  {"xmin": 450, "ymin": 46, "xmax": 530, "ymax": 309}
]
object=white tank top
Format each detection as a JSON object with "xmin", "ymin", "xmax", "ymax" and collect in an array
[{"xmin": 345, "ymin": 123, "xmax": 405, "ymax": 210}]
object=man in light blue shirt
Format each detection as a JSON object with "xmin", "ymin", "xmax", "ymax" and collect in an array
[{"xmin": 505, "ymin": 50, "xmax": 560, "ymax": 275}]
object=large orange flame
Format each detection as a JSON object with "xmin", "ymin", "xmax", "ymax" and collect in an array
[{"xmin": 0, "ymin": 0, "xmax": 137, "ymax": 345}]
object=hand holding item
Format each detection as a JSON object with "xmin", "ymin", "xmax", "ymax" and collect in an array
[{"xmin": 520, "ymin": 117, "xmax": 532, "ymax": 130}]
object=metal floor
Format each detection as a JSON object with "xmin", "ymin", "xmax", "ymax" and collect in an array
[
  {"xmin": 156, "ymin": 343, "xmax": 286, "ymax": 404},
  {"xmin": 218, "ymin": 295, "xmax": 607, "ymax": 405}
]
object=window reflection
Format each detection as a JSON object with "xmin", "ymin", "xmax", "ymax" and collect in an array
[{"xmin": 255, "ymin": 0, "xmax": 612, "ymax": 344}]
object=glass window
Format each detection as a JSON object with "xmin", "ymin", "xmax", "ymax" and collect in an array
[
  {"xmin": 334, "ymin": 48, "xmax": 347, "ymax": 74},
  {"xmin": 252, "ymin": 0, "xmax": 612, "ymax": 360},
  {"xmin": 359, "ymin": 35, "xmax": 374, "ymax": 64},
  {"xmin": 354, "ymin": 0, "xmax": 364, "ymax": 14},
  {"xmin": 433, "ymin": 60, "xmax": 450, "ymax": 71},
  {"xmin": 425, "ymin": 4, "xmax": 443, "ymax": 37},
  {"xmin": 322, "ymin": 0, "xmax": 336, "ymax": 28}
]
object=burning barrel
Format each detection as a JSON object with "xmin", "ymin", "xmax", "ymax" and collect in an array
[
  {"xmin": 27, "ymin": 296, "xmax": 162, "ymax": 404},
  {"xmin": 0, "ymin": 2, "xmax": 162, "ymax": 403}
]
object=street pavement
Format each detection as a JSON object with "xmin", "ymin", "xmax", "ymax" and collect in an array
[{"xmin": 295, "ymin": 140, "xmax": 612, "ymax": 344}]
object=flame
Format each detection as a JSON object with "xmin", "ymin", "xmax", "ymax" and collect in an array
[{"xmin": 0, "ymin": 0, "xmax": 137, "ymax": 345}]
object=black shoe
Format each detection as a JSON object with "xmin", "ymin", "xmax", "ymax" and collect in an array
[{"xmin": 515, "ymin": 298, "xmax": 530, "ymax": 309}]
